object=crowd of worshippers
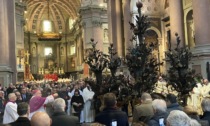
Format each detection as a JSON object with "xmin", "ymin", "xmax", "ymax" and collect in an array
[{"xmin": 0, "ymin": 77, "xmax": 210, "ymax": 126}]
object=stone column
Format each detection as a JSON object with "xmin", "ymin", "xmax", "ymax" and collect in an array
[
  {"xmin": 123, "ymin": 0, "xmax": 132, "ymax": 55},
  {"xmin": 0, "ymin": 0, "xmax": 16, "ymax": 86},
  {"xmin": 191, "ymin": 0, "xmax": 210, "ymax": 79},
  {"xmin": 107, "ymin": 0, "xmax": 123, "ymax": 57},
  {"xmin": 169, "ymin": 0, "xmax": 185, "ymax": 47},
  {"xmin": 192, "ymin": 0, "xmax": 210, "ymax": 46}
]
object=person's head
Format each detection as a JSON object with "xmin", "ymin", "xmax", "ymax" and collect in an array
[
  {"xmin": 167, "ymin": 110, "xmax": 191, "ymax": 126},
  {"xmin": 31, "ymin": 112, "xmax": 51, "ymax": 126},
  {"xmin": 74, "ymin": 89, "xmax": 80, "ymax": 96},
  {"xmin": 152, "ymin": 99, "xmax": 167, "ymax": 113},
  {"xmin": 8, "ymin": 93, "xmax": 17, "ymax": 102},
  {"xmin": 166, "ymin": 93, "xmax": 177, "ymax": 106},
  {"xmin": 53, "ymin": 98, "xmax": 66, "ymax": 112},
  {"xmin": 33, "ymin": 89, "xmax": 42, "ymax": 97},
  {"xmin": 17, "ymin": 102, "xmax": 29, "ymax": 117},
  {"xmin": 15, "ymin": 92, "xmax": 21, "ymax": 99},
  {"xmin": 21, "ymin": 88, "xmax": 26, "ymax": 94},
  {"xmin": 203, "ymin": 79, "xmax": 209, "ymax": 85},
  {"xmin": 184, "ymin": 106, "xmax": 198, "ymax": 116},
  {"xmin": 201, "ymin": 97, "xmax": 210, "ymax": 112},
  {"xmin": 103, "ymin": 93, "xmax": 117, "ymax": 108},
  {"xmin": 9, "ymin": 83, "xmax": 13, "ymax": 88},
  {"xmin": 0, "ymin": 91, "xmax": 4, "ymax": 98},
  {"xmin": 140, "ymin": 92, "xmax": 152, "ymax": 103}
]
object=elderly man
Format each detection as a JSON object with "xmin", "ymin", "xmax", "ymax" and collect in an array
[
  {"xmin": 201, "ymin": 97, "xmax": 210, "ymax": 124},
  {"xmin": 10, "ymin": 102, "xmax": 31, "ymax": 126},
  {"xmin": 3, "ymin": 93, "xmax": 19, "ymax": 124},
  {"xmin": 166, "ymin": 93, "xmax": 183, "ymax": 113},
  {"xmin": 167, "ymin": 110, "xmax": 192, "ymax": 126},
  {"xmin": 51, "ymin": 98, "xmax": 79, "ymax": 126},
  {"xmin": 147, "ymin": 99, "xmax": 168, "ymax": 126},
  {"xmin": 95, "ymin": 93, "xmax": 129, "ymax": 126},
  {"xmin": 30, "ymin": 112, "xmax": 51, "ymax": 126},
  {"xmin": 29, "ymin": 89, "xmax": 58, "ymax": 119},
  {"xmin": 132, "ymin": 93, "xmax": 154, "ymax": 123}
]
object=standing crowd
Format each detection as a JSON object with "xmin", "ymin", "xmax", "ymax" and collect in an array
[{"xmin": 0, "ymin": 77, "xmax": 210, "ymax": 126}]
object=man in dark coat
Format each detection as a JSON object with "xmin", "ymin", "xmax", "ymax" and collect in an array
[
  {"xmin": 201, "ymin": 97, "xmax": 210, "ymax": 125},
  {"xmin": 95, "ymin": 93, "xmax": 129, "ymax": 126},
  {"xmin": 10, "ymin": 102, "xmax": 31, "ymax": 126},
  {"xmin": 166, "ymin": 93, "xmax": 183, "ymax": 113},
  {"xmin": 21, "ymin": 88, "xmax": 31, "ymax": 103},
  {"xmin": 51, "ymin": 98, "xmax": 79, "ymax": 126}
]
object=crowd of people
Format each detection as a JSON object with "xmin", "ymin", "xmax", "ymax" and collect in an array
[{"xmin": 0, "ymin": 77, "xmax": 209, "ymax": 126}]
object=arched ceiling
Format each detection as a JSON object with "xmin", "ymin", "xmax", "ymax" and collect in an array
[{"xmin": 23, "ymin": 0, "xmax": 81, "ymax": 33}]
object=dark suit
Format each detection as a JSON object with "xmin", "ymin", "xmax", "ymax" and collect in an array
[
  {"xmin": 51, "ymin": 111, "xmax": 80, "ymax": 126},
  {"xmin": 201, "ymin": 111, "xmax": 210, "ymax": 125},
  {"xmin": 21, "ymin": 93, "xmax": 31, "ymax": 103},
  {"xmin": 10, "ymin": 117, "xmax": 31, "ymax": 126},
  {"xmin": 95, "ymin": 107, "xmax": 129, "ymax": 126}
]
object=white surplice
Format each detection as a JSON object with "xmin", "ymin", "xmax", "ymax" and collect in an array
[
  {"xmin": 83, "ymin": 87, "xmax": 95, "ymax": 123},
  {"xmin": 3, "ymin": 102, "xmax": 19, "ymax": 124}
]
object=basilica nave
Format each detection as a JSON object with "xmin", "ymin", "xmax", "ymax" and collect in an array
[{"xmin": 0, "ymin": 0, "xmax": 209, "ymax": 85}]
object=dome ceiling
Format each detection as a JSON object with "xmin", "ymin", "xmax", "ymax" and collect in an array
[{"xmin": 23, "ymin": 0, "xmax": 81, "ymax": 33}]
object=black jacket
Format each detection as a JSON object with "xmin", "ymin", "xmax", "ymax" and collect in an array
[
  {"xmin": 95, "ymin": 107, "xmax": 129, "ymax": 126},
  {"xmin": 147, "ymin": 111, "xmax": 168, "ymax": 126},
  {"xmin": 201, "ymin": 111, "xmax": 210, "ymax": 125},
  {"xmin": 10, "ymin": 117, "xmax": 31, "ymax": 126},
  {"xmin": 51, "ymin": 111, "xmax": 80, "ymax": 126}
]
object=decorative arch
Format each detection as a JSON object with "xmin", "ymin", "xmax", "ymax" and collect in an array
[{"xmin": 147, "ymin": 26, "xmax": 161, "ymax": 38}]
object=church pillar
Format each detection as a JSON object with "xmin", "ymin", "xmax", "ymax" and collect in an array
[
  {"xmin": 169, "ymin": 0, "xmax": 185, "ymax": 47},
  {"xmin": 122, "ymin": 0, "xmax": 132, "ymax": 55},
  {"xmin": 107, "ymin": 0, "xmax": 123, "ymax": 57},
  {"xmin": 0, "ymin": 0, "xmax": 16, "ymax": 86},
  {"xmin": 80, "ymin": 1, "xmax": 107, "ymax": 52},
  {"xmin": 191, "ymin": 0, "xmax": 210, "ymax": 79},
  {"xmin": 192, "ymin": 0, "xmax": 210, "ymax": 46}
]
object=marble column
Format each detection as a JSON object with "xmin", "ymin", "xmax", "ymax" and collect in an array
[
  {"xmin": 192, "ymin": 0, "xmax": 210, "ymax": 46},
  {"xmin": 123, "ymin": 0, "xmax": 132, "ymax": 55},
  {"xmin": 169, "ymin": 0, "xmax": 185, "ymax": 47},
  {"xmin": 0, "ymin": 0, "xmax": 16, "ymax": 86},
  {"xmin": 108, "ymin": 0, "xmax": 123, "ymax": 57},
  {"xmin": 191, "ymin": 0, "xmax": 210, "ymax": 79}
]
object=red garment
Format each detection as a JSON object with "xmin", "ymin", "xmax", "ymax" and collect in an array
[{"xmin": 29, "ymin": 96, "xmax": 46, "ymax": 113}]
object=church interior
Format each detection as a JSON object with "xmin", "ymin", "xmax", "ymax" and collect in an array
[{"xmin": 0, "ymin": 0, "xmax": 209, "ymax": 86}]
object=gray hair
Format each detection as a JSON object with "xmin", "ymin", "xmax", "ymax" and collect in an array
[
  {"xmin": 152, "ymin": 99, "xmax": 167, "ymax": 112},
  {"xmin": 8, "ymin": 93, "xmax": 16, "ymax": 100},
  {"xmin": 167, "ymin": 110, "xmax": 191, "ymax": 126},
  {"xmin": 141, "ymin": 92, "xmax": 152, "ymax": 101},
  {"xmin": 201, "ymin": 97, "xmax": 210, "ymax": 112},
  {"xmin": 190, "ymin": 119, "xmax": 201, "ymax": 126},
  {"xmin": 53, "ymin": 98, "xmax": 65, "ymax": 112}
]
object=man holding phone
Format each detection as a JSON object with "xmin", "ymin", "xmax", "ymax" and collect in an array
[{"xmin": 95, "ymin": 93, "xmax": 129, "ymax": 126}]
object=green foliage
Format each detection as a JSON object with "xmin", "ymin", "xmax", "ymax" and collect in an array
[{"xmin": 165, "ymin": 33, "xmax": 196, "ymax": 106}]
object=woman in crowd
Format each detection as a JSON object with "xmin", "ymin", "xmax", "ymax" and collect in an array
[{"xmin": 71, "ymin": 89, "xmax": 84, "ymax": 121}]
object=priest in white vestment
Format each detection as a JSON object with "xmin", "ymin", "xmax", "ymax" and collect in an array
[
  {"xmin": 3, "ymin": 93, "xmax": 19, "ymax": 124},
  {"xmin": 187, "ymin": 83, "xmax": 203, "ymax": 115},
  {"xmin": 83, "ymin": 85, "xmax": 95, "ymax": 123},
  {"xmin": 29, "ymin": 89, "xmax": 58, "ymax": 119},
  {"xmin": 201, "ymin": 79, "xmax": 210, "ymax": 98}
]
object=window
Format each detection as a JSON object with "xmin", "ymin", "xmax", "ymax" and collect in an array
[
  {"xmin": 44, "ymin": 47, "xmax": 52, "ymax": 56},
  {"xmin": 43, "ymin": 20, "xmax": 52, "ymax": 33},
  {"xmin": 70, "ymin": 45, "xmax": 75, "ymax": 55}
]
